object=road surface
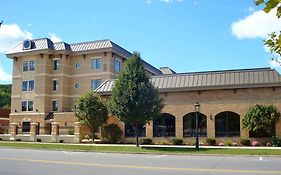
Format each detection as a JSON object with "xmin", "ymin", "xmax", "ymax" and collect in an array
[{"xmin": 0, "ymin": 148, "xmax": 280, "ymax": 175}]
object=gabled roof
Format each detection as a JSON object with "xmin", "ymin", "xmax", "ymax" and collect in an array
[{"xmin": 95, "ymin": 67, "xmax": 281, "ymax": 94}]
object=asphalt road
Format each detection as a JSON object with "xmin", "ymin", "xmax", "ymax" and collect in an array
[{"xmin": 0, "ymin": 148, "xmax": 281, "ymax": 175}]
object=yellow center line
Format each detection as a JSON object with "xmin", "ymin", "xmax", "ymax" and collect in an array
[{"xmin": 0, "ymin": 157, "xmax": 281, "ymax": 174}]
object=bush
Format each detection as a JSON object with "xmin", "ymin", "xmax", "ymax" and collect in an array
[
  {"xmin": 141, "ymin": 138, "xmax": 153, "ymax": 145},
  {"xmin": 16, "ymin": 139, "xmax": 21, "ymax": 142},
  {"xmin": 59, "ymin": 140, "xmax": 64, "ymax": 143},
  {"xmin": 225, "ymin": 139, "xmax": 233, "ymax": 146},
  {"xmin": 240, "ymin": 139, "xmax": 251, "ymax": 146},
  {"xmin": 101, "ymin": 124, "xmax": 122, "ymax": 143},
  {"xmin": 206, "ymin": 138, "xmax": 216, "ymax": 146},
  {"xmin": 252, "ymin": 141, "xmax": 259, "ymax": 146},
  {"xmin": 271, "ymin": 136, "xmax": 281, "ymax": 147},
  {"xmin": 159, "ymin": 140, "xmax": 170, "ymax": 145},
  {"xmin": 67, "ymin": 128, "xmax": 74, "ymax": 135},
  {"xmin": 0, "ymin": 138, "xmax": 2, "ymax": 141},
  {"xmin": 172, "ymin": 139, "xmax": 183, "ymax": 145},
  {"xmin": 36, "ymin": 139, "xmax": 42, "ymax": 142}
]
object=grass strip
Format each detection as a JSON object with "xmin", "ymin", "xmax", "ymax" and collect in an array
[{"xmin": 0, "ymin": 142, "xmax": 280, "ymax": 155}]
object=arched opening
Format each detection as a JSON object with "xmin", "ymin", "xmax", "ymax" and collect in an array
[
  {"xmin": 125, "ymin": 124, "xmax": 146, "ymax": 137},
  {"xmin": 183, "ymin": 112, "xmax": 207, "ymax": 137},
  {"xmin": 153, "ymin": 113, "xmax": 175, "ymax": 137},
  {"xmin": 215, "ymin": 111, "xmax": 240, "ymax": 137}
]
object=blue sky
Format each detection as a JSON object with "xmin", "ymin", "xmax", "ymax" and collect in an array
[{"xmin": 0, "ymin": 0, "xmax": 280, "ymax": 84}]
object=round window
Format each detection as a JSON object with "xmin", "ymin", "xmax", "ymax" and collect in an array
[
  {"xmin": 75, "ymin": 63, "xmax": 80, "ymax": 69},
  {"xmin": 74, "ymin": 83, "xmax": 80, "ymax": 89}
]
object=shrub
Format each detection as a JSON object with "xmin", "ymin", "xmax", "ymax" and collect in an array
[
  {"xmin": 0, "ymin": 138, "xmax": 2, "ymax": 141},
  {"xmin": 225, "ymin": 139, "xmax": 233, "ymax": 146},
  {"xmin": 232, "ymin": 142, "xmax": 239, "ymax": 146},
  {"xmin": 36, "ymin": 139, "xmax": 42, "ymax": 142},
  {"xmin": 16, "ymin": 139, "xmax": 21, "ymax": 142},
  {"xmin": 172, "ymin": 139, "xmax": 183, "ymax": 145},
  {"xmin": 240, "ymin": 139, "xmax": 251, "ymax": 146},
  {"xmin": 101, "ymin": 124, "xmax": 122, "ymax": 143},
  {"xmin": 67, "ymin": 128, "xmax": 74, "ymax": 135},
  {"xmin": 218, "ymin": 142, "xmax": 224, "ymax": 146},
  {"xmin": 206, "ymin": 138, "xmax": 216, "ymax": 146},
  {"xmin": 141, "ymin": 138, "xmax": 153, "ymax": 145},
  {"xmin": 271, "ymin": 136, "xmax": 281, "ymax": 147},
  {"xmin": 59, "ymin": 140, "xmax": 64, "ymax": 143},
  {"xmin": 159, "ymin": 140, "xmax": 170, "ymax": 145}
]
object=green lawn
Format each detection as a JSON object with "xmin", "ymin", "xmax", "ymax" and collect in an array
[{"xmin": 0, "ymin": 142, "xmax": 280, "ymax": 155}]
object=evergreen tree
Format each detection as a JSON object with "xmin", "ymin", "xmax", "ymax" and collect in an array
[{"xmin": 110, "ymin": 52, "xmax": 164, "ymax": 146}]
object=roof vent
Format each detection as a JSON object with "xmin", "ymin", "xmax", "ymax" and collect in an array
[{"xmin": 22, "ymin": 39, "xmax": 33, "ymax": 50}]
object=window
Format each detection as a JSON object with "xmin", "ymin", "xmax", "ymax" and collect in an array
[
  {"xmin": 114, "ymin": 59, "xmax": 121, "ymax": 73},
  {"xmin": 153, "ymin": 113, "xmax": 175, "ymax": 137},
  {"xmin": 28, "ymin": 101, "xmax": 33, "ymax": 111},
  {"xmin": 53, "ymin": 80, "xmax": 58, "ymax": 91},
  {"xmin": 22, "ymin": 100, "xmax": 33, "ymax": 112},
  {"xmin": 22, "ymin": 122, "xmax": 31, "ymax": 133},
  {"xmin": 53, "ymin": 60, "xmax": 60, "ymax": 70},
  {"xmin": 52, "ymin": 100, "xmax": 58, "ymax": 111},
  {"xmin": 91, "ymin": 79, "xmax": 101, "ymax": 90},
  {"xmin": 183, "ymin": 112, "xmax": 207, "ymax": 137},
  {"xmin": 23, "ymin": 61, "xmax": 29, "ymax": 71},
  {"xmin": 22, "ymin": 80, "xmax": 35, "ymax": 91},
  {"xmin": 91, "ymin": 58, "xmax": 101, "ymax": 69},
  {"xmin": 22, "ymin": 101, "xmax": 27, "ymax": 111},
  {"xmin": 22, "ymin": 81, "xmax": 28, "ymax": 91},
  {"xmin": 125, "ymin": 124, "xmax": 146, "ymax": 137},
  {"xmin": 29, "ymin": 60, "xmax": 35, "ymax": 71},
  {"xmin": 28, "ymin": 80, "xmax": 34, "ymax": 91},
  {"xmin": 75, "ymin": 62, "xmax": 80, "ymax": 69},
  {"xmin": 22, "ymin": 60, "xmax": 35, "ymax": 71},
  {"xmin": 215, "ymin": 111, "xmax": 240, "ymax": 137},
  {"xmin": 74, "ymin": 83, "xmax": 80, "ymax": 89}
]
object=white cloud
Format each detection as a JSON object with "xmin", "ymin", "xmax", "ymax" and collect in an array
[
  {"xmin": 146, "ymin": 0, "xmax": 152, "ymax": 4},
  {"xmin": 247, "ymin": 6, "xmax": 255, "ymax": 13},
  {"xmin": 0, "ymin": 63, "xmax": 12, "ymax": 82},
  {"xmin": 48, "ymin": 33, "xmax": 62, "ymax": 43},
  {"xmin": 231, "ymin": 8, "xmax": 281, "ymax": 39},
  {"xmin": 0, "ymin": 23, "xmax": 32, "ymax": 53},
  {"xmin": 269, "ymin": 59, "xmax": 281, "ymax": 68}
]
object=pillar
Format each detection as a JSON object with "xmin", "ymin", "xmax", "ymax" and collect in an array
[
  {"xmin": 30, "ymin": 122, "xmax": 38, "ymax": 142},
  {"xmin": 51, "ymin": 122, "xmax": 59, "ymax": 142},
  {"xmin": 207, "ymin": 117, "xmax": 215, "ymax": 138},
  {"xmin": 146, "ymin": 121, "xmax": 153, "ymax": 138},
  {"xmin": 74, "ymin": 122, "xmax": 82, "ymax": 143},
  {"xmin": 175, "ymin": 116, "xmax": 183, "ymax": 138},
  {"xmin": 275, "ymin": 121, "xmax": 281, "ymax": 138},
  {"xmin": 10, "ymin": 123, "xmax": 19, "ymax": 141}
]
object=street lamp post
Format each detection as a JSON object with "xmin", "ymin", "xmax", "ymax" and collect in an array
[{"xmin": 194, "ymin": 101, "xmax": 200, "ymax": 150}]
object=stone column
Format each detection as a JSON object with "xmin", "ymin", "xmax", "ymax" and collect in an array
[
  {"xmin": 207, "ymin": 117, "xmax": 215, "ymax": 138},
  {"xmin": 146, "ymin": 121, "xmax": 153, "ymax": 138},
  {"xmin": 51, "ymin": 122, "xmax": 59, "ymax": 142},
  {"xmin": 30, "ymin": 122, "xmax": 38, "ymax": 142},
  {"xmin": 74, "ymin": 122, "xmax": 82, "ymax": 143},
  {"xmin": 175, "ymin": 116, "xmax": 183, "ymax": 138},
  {"xmin": 10, "ymin": 123, "xmax": 19, "ymax": 141},
  {"xmin": 275, "ymin": 121, "xmax": 281, "ymax": 138}
]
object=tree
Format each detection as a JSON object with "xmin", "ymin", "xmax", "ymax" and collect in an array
[
  {"xmin": 73, "ymin": 92, "xmax": 108, "ymax": 138},
  {"xmin": 109, "ymin": 52, "xmax": 164, "ymax": 146},
  {"xmin": 242, "ymin": 104, "xmax": 280, "ymax": 136},
  {"xmin": 0, "ymin": 84, "xmax": 11, "ymax": 108},
  {"xmin": 255, "ymin": 0, "xmax": 281, "ymax": 64}
]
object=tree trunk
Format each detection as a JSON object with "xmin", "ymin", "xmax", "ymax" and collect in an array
[{"xmin": 134, "ymin": 125, "xmax": 139, "ymax": 147}]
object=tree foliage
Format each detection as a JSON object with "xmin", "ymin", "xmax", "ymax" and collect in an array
[
  {"xmin": 255, "ymin": 0, "xmax": 281, "ymax": 63},
  {"xmin": 73, "ymin": 92, "xmax": 108, "ymax": 137},
  {"xmin": 101, "ymin": 124, "xmax": 122, "ymax": 143},
  {"xmin": 242, "ymin": 104, "xmax": 280, "ymax": 133},
  {"xmin": 0, "ymin": 84, "xmax": 11, "ymax": 108},
  {"xmin": 109, "ymin": 52, "xmax": 164, "ymax": 146}
]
